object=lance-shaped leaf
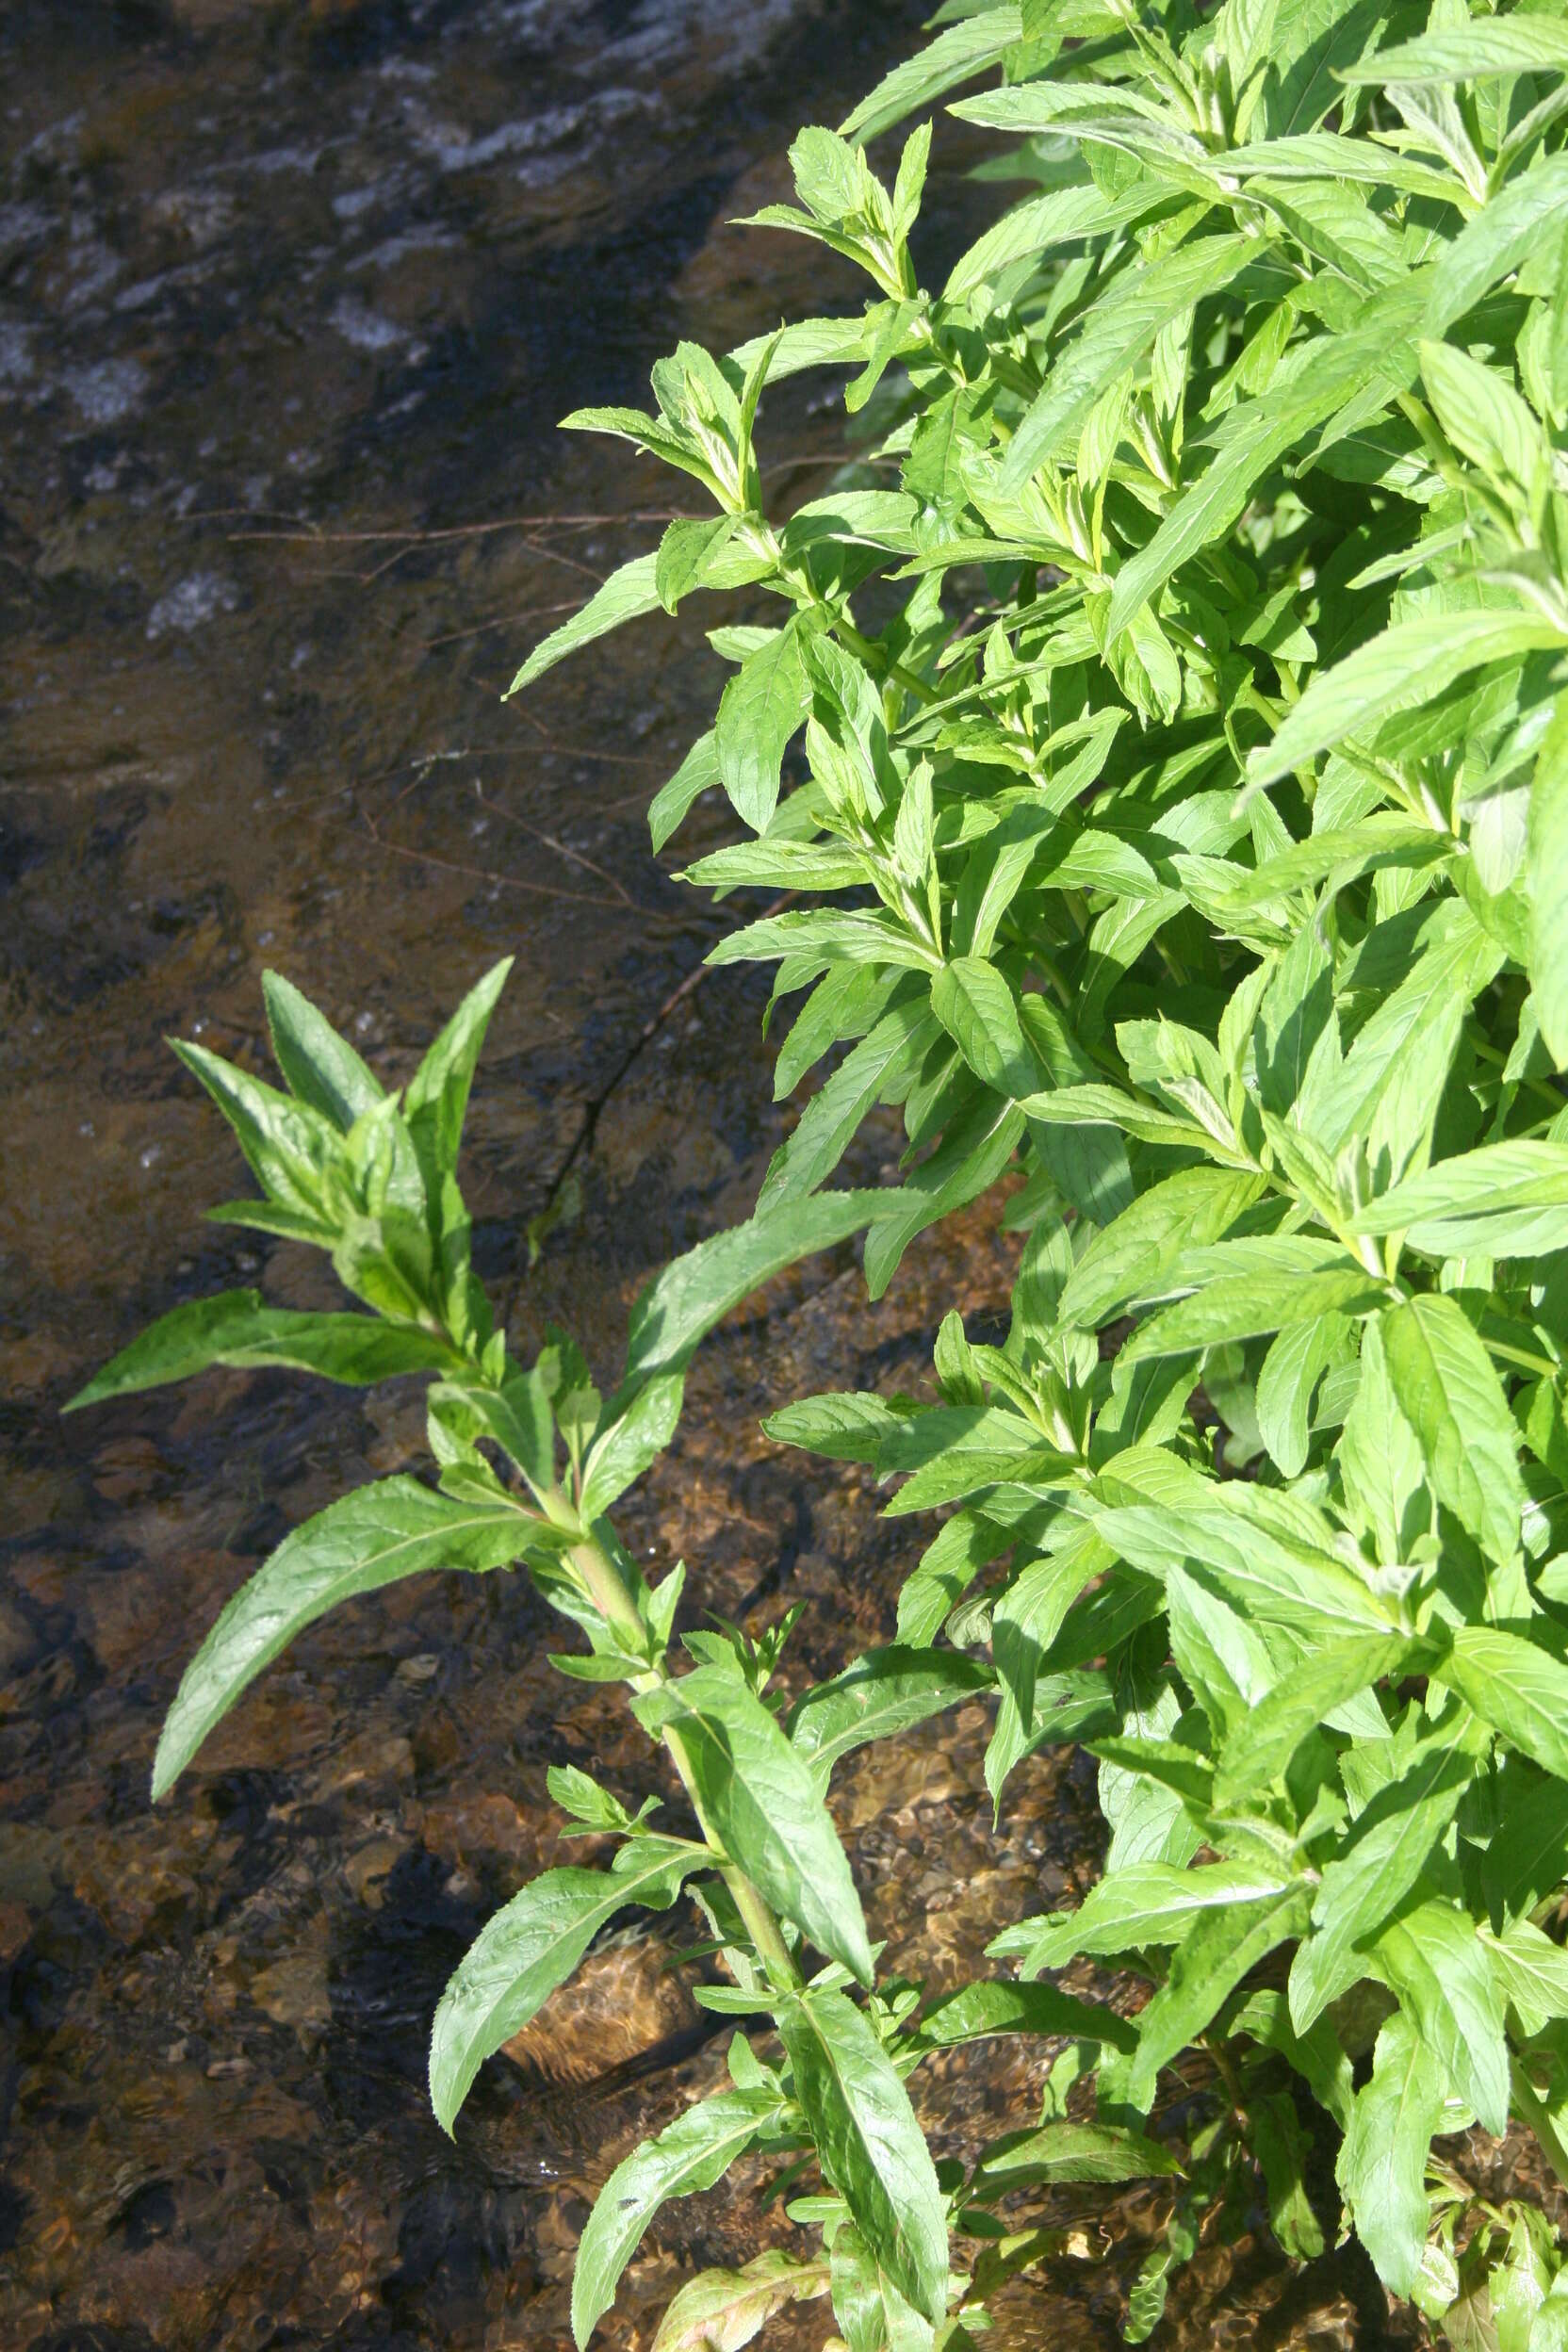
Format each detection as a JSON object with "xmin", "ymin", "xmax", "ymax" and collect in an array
[
  {"xmin": 840, "ymin": 4, "xmax": 1021, "ymax": 141},
  {"xmin": 172, "ymin": 1039, "xmax": 343, "ymax": 1222},
  {"xmin": 787, "ymin": 1645, "xmax": 992, "ymax": 1787},
  {"xmin": 1337, "ymin": 2011, "xmax": 1447, "ymax": 2297},
  {"xmin": 1381, "ymin": 1292, "xmax": 1525, "ymax": 1565},
  {"xmin": 972, "ymin": 2121, "xmax": 1181, "ymax": 2191},
  {"xmin": 1250, "ymin": 610, "xmax": 1564, "ymax": 786},
  {"xmin": 1096, "ymin": 1490, "xmax": 1396, "ymax": 1642},
  {"xmin": 1529, "ymin": 695, "xmax": 1568, "ymax": 1063},
  {"xmin": 715, "ymin": 622, "xmax": 810, "ymax": 833},
  {"xmin": 153, "ymin": 1478, "xmax": 533, "ymax": 1800},
  {"xmin": 1371, "ymin": 1898, "xmax": 1509, "ymax": 2134},
  {"xmin": 913, "ymin": 1979, "xmax": 1135, "ymax": 2054},
  {"xmin": 1214, "ymin": 1635, "xmax": 1407, "ymax": 1805},
  {"xmin": 776, "ymin": 1985, "xmax": 950, "ymax": 2327},
  {"xmin": 620, "ymin": 1192, "xmax": 885, "ymax": 1391},
  {"xmin": 636, "ymin": 1666, "xmax": 874, "ymax": 1984},
  {"xmin": 67, "ymin": 1290, "xmax": 459, "ymax": 1411},
  {"xmin": 1289, "ymin": 1724, "xmax": 1477, "ymax": 2032},
  {"xmin": 430, "ymin": 1838, "xmax": 701, "ymax": 2135},
  {"xmin": 404, "ymin": 957, "xmax": 513, "ymax": 1188},
  {"xmin": 578, "ymin": 1373, "xmax": 685, "ymax": 1523},
  {"xmin": 1354, "ymin": 1137, "xmax": 1568, "ymax": 1259},
  {"xmin": 1443, "ymin": 1626, "xmax": 1568, "ymax": 1782},
  {"xmin": 262, "ymin": 971, "xmax": 384, "ymax": 1132},
  {"xmin": 930, "ymin": 956, "xmax": 1039, "ymax": 1099},
  {"xmin": 991, "ymin": 1862, "xmax": 1295, "ymax": 1976},
  {"xmin": 1128, "ymin": 1884, "xmax": 1313, "ymax": 2110},
  {"xmin": 507, "ymin": 553, "xmax": 663, "ymax": 694},
  {"xmin": 650, "ymin": 2251, "xmax": 830, "ymax": 2352},
  {"xmin": 572, "ymin": 2086, "xmax": 783, "ymax": 2346}
]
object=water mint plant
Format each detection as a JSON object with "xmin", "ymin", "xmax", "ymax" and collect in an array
[{"xmin": 76, "ymin": 1, "xmax": 1568, "ymax": 2344}]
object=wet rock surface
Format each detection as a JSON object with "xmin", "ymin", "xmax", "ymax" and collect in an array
[{"xmin": 0, "ymin": 6, "xmax": 1441, "ymax": 2348}]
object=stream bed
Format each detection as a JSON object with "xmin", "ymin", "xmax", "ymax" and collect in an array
[{"xmin": 1, "ymin": 7, "xmax": 1414, "ymax": 2348}]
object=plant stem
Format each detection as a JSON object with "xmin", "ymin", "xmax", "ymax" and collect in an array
[{"xmin": 567, "ymin": 1526, "xmax": 803, "ymax": 1993}]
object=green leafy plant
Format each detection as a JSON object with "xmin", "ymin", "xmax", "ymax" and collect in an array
[{"xmin": 76, "ymin": 1, "xmax": 1568, "ymax": 2344}]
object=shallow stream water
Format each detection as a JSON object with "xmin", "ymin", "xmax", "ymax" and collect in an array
[{"xmin": 1, "ymin": 7, "xmax": 1418, "ymax": 2347}]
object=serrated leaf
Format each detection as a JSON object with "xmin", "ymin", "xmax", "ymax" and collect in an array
[
  {"xmin": 651, "ymin": 2251, "xmax": 830, "ymax": 2352},
  {"xmin": 579, "ymin": 1373, "xmax": 685, "ymax": 1523},
  {"xmin": 1251, "ymin": 611, "xmax": 1564, "ymax": 786},
  {"xmin": 621, "ymin": 1194, "xmax": 885, "ymax": 1389},
  {"xmin": 1337, "ymin": 2010, "xmax": 1447, "ymax": 2297},
  {"xmin": 776, "ymin": 1985, "xmax": 949, "ymax": 2327},
  {"xmin": 67, "ymin": 1291, "xmax": 457, "ymax": 1411},
  {"xmin": 1381, "ymin": 1292, "xmax": 1525, "ymax": 1565},
  {"xmin": 572, "ymin": 2088, "xmax": 783, "ymax": 2346},
  {"xmin": 1372, "ymin": 1898, "xmax": 1509, "ymax": 2134},
  {"xmin": 715, "ymin": 623, "xmax": 811, "ymax": 832},
  {"xmin": 508, "ymin": 552, "xmax": 663, "ymax": 694},
  {"xmin": 787, "ymin": 1644, "xmax": 992, "ymax": 1785},
  {"xmin": 262, "ymin": 971, "xmax": 384, "ymax": 1131},
  {"xmin": 636, "ymin": 1666, "xmax": 874, "ymax": 1984},
  {"xmin": 430, "ymin": 1838, "xmax": 699, "ymax": 2136},
  {"xmin": 153, "ymin": 1478, "xmax": 531, "ymax": 1800}
]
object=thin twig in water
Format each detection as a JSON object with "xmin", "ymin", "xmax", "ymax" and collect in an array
[{"xmin": 362, "ymin": 807, "xmax": 625, "ymax": 907}]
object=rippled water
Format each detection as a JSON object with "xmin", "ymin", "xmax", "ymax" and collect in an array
[{"xmin": 0, "ymin": 8, "xmax": 1398, "ymax": 2348}]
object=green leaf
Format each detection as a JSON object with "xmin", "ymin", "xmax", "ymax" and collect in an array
[
  {"xmin": 840, "ymin": 8, "xmax": 1022, "ymax": 141},
  {"xmin": 1372, "ymin": 1898, "xmax": 1509, "ymax": 2134},
  {"xmin": 787, "ymin": 1645, "xmax": 992, "ymax": 1786},
  {"xmin": 1129, "ymin": 1885, "xmax": 1313, "ymax": 2110},
  {"xmin": 1353, "ymin": 1138, "xmax": 1568, "ymax": 1257},
  {"xmin": 776, "ymin": 1986, "xmax": 950, "ymax": 2328},
  {"xmin": 715, "ymin": 622, "xmax": 811, "ymax": 832},
  {"xmin": 650, "ymin": 2251, "xmax": 830, "ymax": 2352},
  {"xmin": 1255, "ymin": 1313, "xmax": 1348, "ymax": 1478},
  {"xmin": 430, "ymin": 1838, "xmax": 700, "ymax": 2136},
  {"xmin": 1443, "ymin": 1625, "xmax": 1568, "ymax": 1781},
  {"xmin": 1106, "ymin": 279, "xmax": 1428, "ymax": 634},
  {"xmin": 1250, "ymin": 2090, "xmax": 1324, "ymax": 2262},
  {"xmin": 972, "ymin": 2121, "xmax": 1181, "ymax": 2190},
  {"xmin": 1097, "ymin": 1488, "xmax": 1396, "ymax": 1641},
  {"xmin": 991, "ymin": 1863, "xmax": 1294, "ymax": 1974},
  {"xmin": 913, "ymin": 1978, "xmax": 1135, "ymax": 2054},
  {"xmin": 1343, "ymin": 20, "xmax": 1568, "ymax": 83},
  {"xmin": 1119, "ymin": 1266, "xmax": 1384, "ymax": 1363},
  {"xmin": 650, "ymin": 730, "xmax": 720, "ymax": 853},
  {"xmin": 507, "ymin": 552, "xmax": 663, "ymax": 694},
  {"xmin": 1434, "ymin": 147, "xmax": 1568, "ymax": 320},
  {"xmin": 153, "ymin": 1477, "xmax": 531, "ymax": 1800},
  {"xmin": 262, "ymin": 971, "xmax": 384, "ymax": 1132},
  {"xmin": 1251, "ymin": 611, "xmax": 1566, "ymax": 786},
  {"xmin": 758, "ymin": 1002, "xmax": 937, "ymax": 1213},
  {"xmin": 579, "ymin": 1373, "xmax": 685, "ymax": 1523},
  {"xmin": 1289, "ymin": 1723, "xmax": 1477, "ymax": 2032},
  {"xmin": 67, "ymin": 1291, "xmax": 457, "ymax": 1411},
  {"xmin": 930, "ymin": 956, "xmax": 1038, "ymax": 1098},
  {"xmin": 572, "ymin": 2088, "xmax": 783, "ymax": 2346},
  {"xmin": 1336, "ymin": 2010, "xmax": 1447, "ymax": 2297},
  {"xmin": 1419, "ymin": 338, "xmax": 1545, "ymax": 497},
  {"xmin": 1004, "ymin": 234, "xmax": 1260, "ymax": 488},
  {"xmin": 171, "ymin": 1039, "xmax": 342, "ymax": 1221},
  {"xmin": 621, "ymin": 1193, "xmax": 885, "ymax": 1390},
  {"xmin": 1058, "ymin": 1168, "xmax": 1266, "ymax": 1331},
  {"xmin": 404, "ymin": 957, "xmax": 514, "ymax": 1186},
  {"xmin": 1381, "ymin": 1292, "xmax": 1525, "ymax": 1565},
  {"xmin": 636, "ymin": 1666, "xmax": 874, "ymax": 1984},
  {"xmin": 1214, "ymin": 1636, "xmax": 1405, "ymax": 1805}
]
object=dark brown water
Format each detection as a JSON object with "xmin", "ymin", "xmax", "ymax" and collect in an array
[{"xmin": 1, "ymin": 8, "xmax": 1401, "ymax": 2347}]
